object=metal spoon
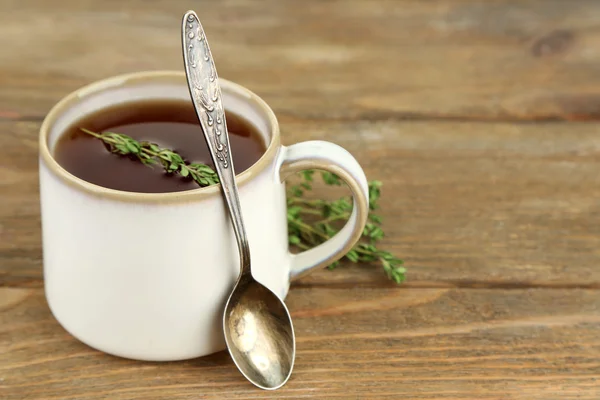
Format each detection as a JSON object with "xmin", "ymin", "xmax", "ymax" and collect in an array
[{"xmin": 181, "ymin": 11, "xmax": 295, "ymax": 390}]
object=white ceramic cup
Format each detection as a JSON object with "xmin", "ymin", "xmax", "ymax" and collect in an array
[{"xmin": 39, "ymin": 71, "xmax": 369, "ymax": 361}]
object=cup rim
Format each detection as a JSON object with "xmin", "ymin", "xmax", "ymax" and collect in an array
[{"xmin": 39, "ymin": 70, "xmax": 281, "ymax": 203}]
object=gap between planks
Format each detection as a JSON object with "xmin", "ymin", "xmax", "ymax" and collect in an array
[
  {"xmin": 2, "ymin": 278, "xmax": 600, "ymax": 290},
  {"xmin": 2, "ymin": 112, "xmax": 599, "ymax": 124}
]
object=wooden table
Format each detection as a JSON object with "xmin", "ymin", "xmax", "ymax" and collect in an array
[{"xmin": 2, "ymin": 1, "xmax": 600, "ymax": 398}]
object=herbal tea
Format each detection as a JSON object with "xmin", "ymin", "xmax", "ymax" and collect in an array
[{"xmin": 54, "ymin": 100, "xmax": 265, "ymax": 193}]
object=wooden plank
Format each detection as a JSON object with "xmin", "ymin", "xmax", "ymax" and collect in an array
[
  {"xmin": 2, "ymin": 0, "xmax": 600, "ymax": 121},
  {"xmin": 1, "ymin": 287, "xmax": 599, "ymax": 399},
  {"xmin": 2, "ymin": 118, "xmax": 599, "ymax": 288},
  {"xmin": 286, "ymin": 117, "xmax": 600, "ymax": 288}
]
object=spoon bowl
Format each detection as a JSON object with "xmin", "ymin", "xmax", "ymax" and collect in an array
[{"xmin": 224, "ymin": 275, "xmax": 295, "ymax": 390}]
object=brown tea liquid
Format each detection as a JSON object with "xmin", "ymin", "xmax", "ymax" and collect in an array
[{"xmin": 54, "ymin": 100, "xmax": 265, "ymax": 193}]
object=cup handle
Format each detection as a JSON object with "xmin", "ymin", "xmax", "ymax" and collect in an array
[{"xmin": 278, "ymin": 141, "xmax": 370, "ymax": 281}]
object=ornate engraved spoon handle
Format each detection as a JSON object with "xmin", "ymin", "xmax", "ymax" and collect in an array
[{"xmin": 182, "ymin": 10, "xmax": 250, "ymax": 273}]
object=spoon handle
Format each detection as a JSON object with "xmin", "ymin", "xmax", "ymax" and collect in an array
[{"xmin": 182, "ymin": 10, "xmax": 250, "ymax": 275}]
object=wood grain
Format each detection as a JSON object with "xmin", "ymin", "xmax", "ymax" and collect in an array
[
  {"xmin": 2, "ymin": 0, "xmax": 600, "ymax": 121},
  {"xmin": 1, "ymin": 0, "xmax": 599, "ymax": 398},
  {"xmin": 1, "ymin": 287, "xmax": 599, "ymax": 399},
  {"xmin": 2, "ymin": 117, "xmax": 600, "ymax": 288}
]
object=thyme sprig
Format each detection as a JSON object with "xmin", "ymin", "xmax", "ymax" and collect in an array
[
  {"xmin": 80, "ymin": 128, "xmax": 219, "ymax": 186},
  {"xmin": 81, "ymin": 128, "xmax": 405, "ymax": 283},
  {"xmin": 286, "ymin": 170, "xmax": 405, "ymax": 283}
]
